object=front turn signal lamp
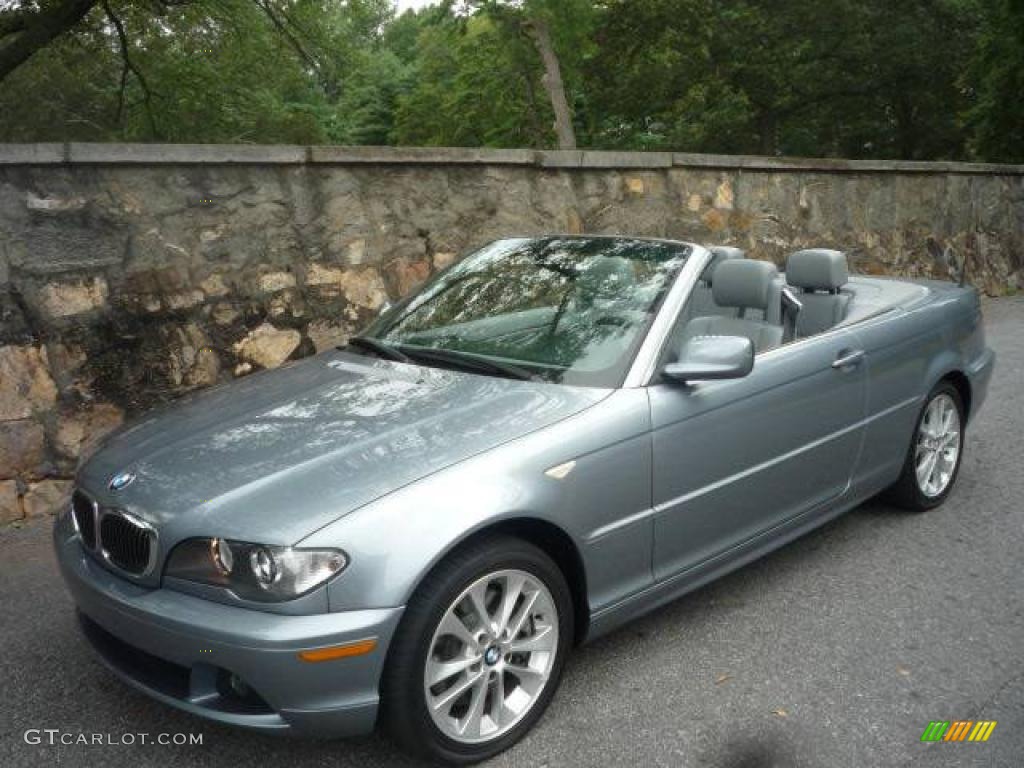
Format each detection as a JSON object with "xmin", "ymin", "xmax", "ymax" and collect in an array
[
  {"xmin": 165, "ymin": 538, "xmax": 347, "ymax": 602},
  {"xmin": 298, "ymin": 639, "xmax": 378, "ymax": 663}
]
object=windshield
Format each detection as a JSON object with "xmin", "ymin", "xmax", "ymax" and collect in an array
[{"xmin": 363, "ymin": 236, "xmax": 691, "ymax": 387}]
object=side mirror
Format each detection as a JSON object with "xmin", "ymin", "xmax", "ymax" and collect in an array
[{"xmin": 663, "ymin": 335, "xmax": 754, "ymax": 383}]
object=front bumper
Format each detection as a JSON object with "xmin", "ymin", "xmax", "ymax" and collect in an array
[{"xmin": 53, "ymin": 513, "xmax": 403, "ymax": 737}]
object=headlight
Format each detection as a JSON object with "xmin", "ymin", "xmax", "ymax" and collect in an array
[
  {"xmin": 165, "ymin": 538, "xmax": 347, "ymax": 602},
  {"xmin": 210, "ymin": 538, "xmax": 234, "ymax": 574}
]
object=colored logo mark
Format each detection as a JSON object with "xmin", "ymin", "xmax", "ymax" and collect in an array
[
  {"xmin": 108, "ymin": 471, "xmax": 136, "ymax": 492},
  {"xmin": 920, "ymin": 720, "xmax": 997, "ymax": 742}
]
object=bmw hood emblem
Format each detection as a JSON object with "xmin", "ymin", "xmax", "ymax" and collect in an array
[{"xmin": 108, "ymin": 471, "xmax": 136, "ymax": 492}]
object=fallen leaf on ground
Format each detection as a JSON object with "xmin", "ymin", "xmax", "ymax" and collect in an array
[
  {"xmin": 715, "ymin": 674, "xmax": 732, "ymax": 685},
  {"xmin": 771, "ymin": 708, "xmax": 788, "ymax": 718}
]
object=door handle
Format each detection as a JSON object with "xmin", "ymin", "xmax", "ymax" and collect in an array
[{"xmin": 832, "ymin": 349, "xmax": 865, "ymax": 369}]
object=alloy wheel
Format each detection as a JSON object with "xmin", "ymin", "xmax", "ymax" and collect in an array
[
  {"xmin": 914, "ymin": 392, "xmax": 962, "ymax": 498},
  {"xmin": 423, "ymin": 569, "xmax": 559, "ymax": 745}
]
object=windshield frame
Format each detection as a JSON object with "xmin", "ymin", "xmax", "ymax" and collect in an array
[
  {"xmin": 622, "ymin": 243, "xmax": 712, "ymax": 388},
  {"xmin": 361, "ymin": 236, "xmax": 703, "ymax": 389}
]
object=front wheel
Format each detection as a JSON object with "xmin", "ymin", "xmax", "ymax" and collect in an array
[
  {"xmin": 381, "ymin": 535, "xmax": 573, "ymax": 764},
  {"xmin": 886, "ymin": 381, "xmax": 965, "ymax": 511}
]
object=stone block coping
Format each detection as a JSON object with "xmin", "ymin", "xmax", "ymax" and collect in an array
[{"xmin": 0, "ymin": 143, "xmax": 1022, "ymax": 175}]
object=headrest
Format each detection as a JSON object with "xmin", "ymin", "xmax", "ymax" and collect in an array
[
  {"xmin": 712, "ymin": 259, "xmax": 778, "ymax": 310},
  {"xmin": 701, "ymin": 246, "xmax": 746, "ymax": 283},
  {"xmin": 577, "ymin": 256, "xmax": 634, "ymax": 303},
  {"xmin": 786, "ymin": 249, "xmax": 849, "ymax": 290}
]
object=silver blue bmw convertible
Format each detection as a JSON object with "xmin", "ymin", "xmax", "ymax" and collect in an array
[{"xmin": 55, "ymin": 236, "xmax": 994, "ymax": 763}]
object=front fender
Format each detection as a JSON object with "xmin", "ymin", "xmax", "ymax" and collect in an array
[
  {"xmin": 301, "ymin": 389, "xmax": 653, "ymax": 613},
  {"xmin": 313, "ymin": 459, "xmax": 560, "ymax": 612}
]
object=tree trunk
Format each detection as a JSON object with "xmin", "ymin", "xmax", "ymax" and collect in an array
[
  {"xmin": 525, "ymin": 16, "xmax": 576, "ymax": 150},
  {"xmin": 756, "ymin": 109, "xmax": 777, "ymax": 156},
  {"xmin": 0, "ymin": 0, "xmax": 99, "ymax": 83}
]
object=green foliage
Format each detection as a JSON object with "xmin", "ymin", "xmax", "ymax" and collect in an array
[
  {"xmin": 586, "ymin": 0, "xmax": 980, "ymax": 159},
  {"xmin": 393, "ymin": 13, "xmax": 554, "ymax": 147},
  {"xmin": 965, "ymin": 0, "xmax": 1024, "ymax": 161},
  {"xmin": 333, "ymin": 50, "xmax": 411, "ymax": 145},
  {"xmin": 0, "ymin": 0, "xmax": 1019, "ymax": 161},
  {"xmin": 0, "ymin": 15, "xmax": 119, "ymax": 142}
]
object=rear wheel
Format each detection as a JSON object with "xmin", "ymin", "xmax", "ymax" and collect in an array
[
  {"xmin": 381, "ymin": 535, "xmax": 573, "ymax": 764},
  {"xmin": 886, "ymin": 381, "xmax": 965, "ymax": 511}
]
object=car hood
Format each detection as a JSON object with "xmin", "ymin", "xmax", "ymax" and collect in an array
[{"xmin": 78, "ymin": 351, "xmax": 607, "ymax": 545}]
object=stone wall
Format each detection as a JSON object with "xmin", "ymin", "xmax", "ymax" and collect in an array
[{"xmin": 1, "ymin": 143, "xmax": 1022, "ymax": 523}]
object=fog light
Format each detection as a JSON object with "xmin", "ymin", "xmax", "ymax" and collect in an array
[{"xmin": 228, "ymin": 673, "xmax": 252, "ymax": 698}]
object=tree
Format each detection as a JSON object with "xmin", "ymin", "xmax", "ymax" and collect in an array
[
  {"xmin": 849, "ymin": 0, "xmax": 977, "ymax": 160},
  {"xmin": 586, "ymin": 0, "xmax": 978, "ymax": 159},
  {"xmin": 0, "ymin": 0, "xmax": 99, "ymax": 83},
  {"xmin": 334, "ymin": 50, "xmax": 411, "ymax": 145},
  {"xmin": 462, "ymin": 0, "xmax": 593, "ymax": 149},
  {"xmin": 394, "ymin": 12, "xmax": 553, "ymax": 147},
  {"xmin": 0, "ymin": 0, "xmax": 393, "ymax": 142},
  {"xmin": 0, "ymin": 0, "xmax": 1015, "ymax": 162},
  {"xmin": 522, "ymin": 13, "xmax": 574, "ymax": 148},
  {"xmin": 964, "ymin": 0, "xmax": 1024, "ymax": 161}
]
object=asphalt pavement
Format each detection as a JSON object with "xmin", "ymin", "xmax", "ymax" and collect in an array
[{"xmin": 2, "ymin": 296, "xmax": 1022, "ymax": 768}]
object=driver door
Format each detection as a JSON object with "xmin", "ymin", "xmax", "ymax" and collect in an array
[{"xmin": 649, "ymin": 329, "xmax": 868, "ymax": 582}]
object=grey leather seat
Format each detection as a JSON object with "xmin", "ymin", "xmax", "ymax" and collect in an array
[
  {"xmin": 762, "ymin": 275, "xmax": 784, "ymax": 325},
  {"xmin": 785, "ymin": 249, "xmax": 851, "ymax": 337},
  {"xmin": 681, "ymin": 259, "xmax": 784, "ymax": 354},
  {"xmin": 685, "ymin": 246, "xmax": 745, "ymax": 320},
  {"xmin": 704, "ymin": 246, "xmax": 746, "ymax": 279}
]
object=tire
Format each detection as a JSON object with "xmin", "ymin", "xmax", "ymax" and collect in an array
[
  {"xmin": 885, "ymin": 381, "xmax": 965, "ymax": 511},
  {"xmin": 381, "ymin": 535, "xmax": 574, "ymax": 764}
]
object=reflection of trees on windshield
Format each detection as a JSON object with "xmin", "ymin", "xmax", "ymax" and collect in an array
[{"xmin": 371, "ymin": 237, "xmax": 690, "ymax": 387}]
